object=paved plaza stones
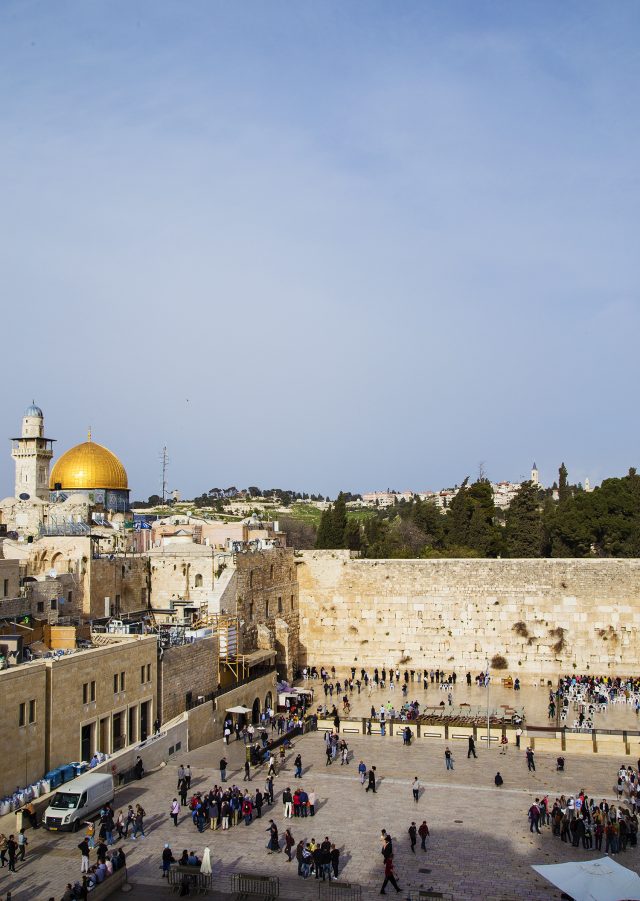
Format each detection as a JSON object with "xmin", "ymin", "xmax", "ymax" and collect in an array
[{"xmin": 1, "ymin": 724, "xmax": 638, "ymax": 900}]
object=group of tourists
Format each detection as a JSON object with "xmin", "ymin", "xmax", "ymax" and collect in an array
[
  {"xmin": 293, "ymin": 834, "xmax": 341, "ymax": 879},
  {"xmin": 527, "ymin": 790, "xmax": 639, "ymax": 854},
  {"xmin": 557, "ymin": 674, "xmax": 640, "ymax": 726}
]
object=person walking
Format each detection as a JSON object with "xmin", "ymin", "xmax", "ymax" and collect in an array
[
  {"xmin": 500, "ymin": 734, "xmax": 508, "ymax": 754},
  {"xmin": 244, "ymin": 760, "xmax": 251, "ymax": 782},
  {"xmin": 267, "ymin": 819, "xmax": 281, "ymax": 854},
  {"xmin": 294, "ymin": 754, "xmax": 303, "ymax": 778},
  {"xmin": 412, "ymin": 777, "xmax": 420, "ymax": 803},
  {"xmin": 177, "ymin": 764, "xmax": 185, "ymax": 789},
  {"xmin": 495, "ymin": 772, "xmax": 504, "ymax": 787},
  {"xmin": 526, "ymin": 748, "xmax": 536, "ymax": 772},
  {"xmin": 380, "ymin": 855, "xmax": 401, "ymax": 894},
  {"xmin": 358, "ymin": 760, "xmax": 367, "ymax": 784},
  {"xmin": 220, "ymin": 756, "xmax": 228, "ymax": 783},
  {"xmin": 408, "ymin": 822, "xmax": 417, "ymax": 853},
  {"xmin": 445, "ymin": 747, "xmax": 454, "ymax": 770},
  {"xmin": 366, "ymin": 766, "xmax": 377, "ymax": 793},
  {"xmin": 7, "ymin": 834, "xmax": 17, "ymax": 872},
  {"xmin": 17, "ymin": 828, "xmax": 28, "ymax": 861},
  {"xmin": 468, "ymin": 736, "xmax": 477, "ymax": 759},
  {"xmin": 418, "ymin": 820, "xmax": 430, "ymax": 851},
  {"xmin": 515, "ymin": 726, "xmax": 523, "ymax": 749},
  {"xmin": 170, "ymin": 798, "xmax": 180, "ymax": 827}
]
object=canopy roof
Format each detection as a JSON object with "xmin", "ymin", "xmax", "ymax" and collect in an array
[{"xmin": 532, "ymin": 858, "xmax": 640, "ymax": 901}]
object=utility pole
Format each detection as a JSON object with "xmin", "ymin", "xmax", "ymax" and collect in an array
[
  {"xmin": 161, "ymin": 446, "xmax": 169, "ymax": 505},
  {"xmin": 486, "ymin": 654, "xmax": 491, "ymax": 750}
]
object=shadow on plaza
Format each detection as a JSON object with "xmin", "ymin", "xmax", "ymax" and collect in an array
[{"xmin": 3, "ymin": 823, "xmax": 621, "ymax": 901}]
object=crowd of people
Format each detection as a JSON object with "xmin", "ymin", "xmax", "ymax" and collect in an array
[
  {"xmin": 527, "ymin": 790, "xmax": 639, "ymax": 854},
  {"xmin": 556, "ymin": 674, "xmax": 640, "ymax": 728}
]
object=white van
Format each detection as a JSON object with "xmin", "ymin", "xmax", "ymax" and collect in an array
[{"xmin": 43, "ymin": 773, "xmax": 114, "ymax": 832}]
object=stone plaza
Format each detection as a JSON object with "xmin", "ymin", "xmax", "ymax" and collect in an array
[{"xmin": 1, "ymin": 722, "xmax": 638, "ymax": 901}]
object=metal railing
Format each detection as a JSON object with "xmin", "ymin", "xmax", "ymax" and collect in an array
[
  {"xmin": 230, "ymin": 873, "xmax": 280, "ymax": 896},
  {"xmin": 318, "ymin": 880, "xmax": 362, "ymax": 900}
]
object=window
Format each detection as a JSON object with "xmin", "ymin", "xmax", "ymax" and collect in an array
[
  {"xmin": 19, "ymin": 702, "xmax": 25, "ymax": 727},
  {"xmin": 194, "ymin": 573, "xmax": 203, "ymax": 588},
  {"xmin": 114, "ymin": 674, "xmax": 119, "ymax": 693},
  {"xmin": 29, "ymin": 699, "xmax": 36, "ymax": 724},
  {"xmin": 291, "ymin": 594, "xmax": 294, "ymax": 611},
  {"xmin": 120, "ymin": 672, "xmax": 126, "ymax": 692},
  {"xmin": 50, "ymin": 599, "xmax": 57, "ymax": 610},
  {"xmin": 249, "ymin": 601, "xmax": 254, "ymax": 621},
  {"xmin": 147, "ymin": 663, "xmax": 151, "ymax": 683},
  {"xmin": 270, "ymin": 564, "xmax": 274, "ymax": 580},
  {"xmin": 278, "ymin": 596, "xmax": 283, "ymax": 614},
  {"xmin": 37, "ymin": 601, "xmax": 44, "ymax": 614},
  {"xmin": 82, "ymin": 680, "xmax": 96, "ymax": 704},
  {"xmin": 141, "ymin": 664, "xmax": 151, "ymax": 684},
  {"xmin": 67, "ymin": 591, "xmax": 73, "ymax": 605},
  {"xmin": 265, "ymin": 599, "xmax": 270, "ymax": 618},
  {"xmin": 3, "ymin": 579, "xmax": 8, "ymax": 597}
]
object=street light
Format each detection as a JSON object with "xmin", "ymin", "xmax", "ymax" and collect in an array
[{"xmin": 486, "ymin": 655, "xmax": 491, "ymax": 750}]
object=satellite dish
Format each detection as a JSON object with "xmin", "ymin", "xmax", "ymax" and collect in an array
[{"xmin": 19, "ymin": 492, "xmax": 30, "ymax": 501}]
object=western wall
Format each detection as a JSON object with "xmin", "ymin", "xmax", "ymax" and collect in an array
[{"xmin": 296, "ymin": 551, "xmax": 640, "ymax": 677}]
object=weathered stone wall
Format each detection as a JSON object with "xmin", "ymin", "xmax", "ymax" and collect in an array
[
  {"xmin": 158, "ymin": 635, "xmax": 218, "ymax": 723},
  {"xmin": 297, "ymin": 552, "xmax": 640, "ymax": 677},
  {"xmin": 235, "ymin": 548, "xmax": 299, "ymax": 679}
]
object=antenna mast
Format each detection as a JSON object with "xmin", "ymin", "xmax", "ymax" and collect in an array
[{"xmin": 161, "ymin": 446, "xmax": 169, "ymax": 504}]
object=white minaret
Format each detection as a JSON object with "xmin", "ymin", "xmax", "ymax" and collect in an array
[
  {"xmin": 11, "ymin": 402, "xmax": 55, "ymax": 500},
  {"xmin": 531, "ymin": 462, "xmax": 539, "ymax": 486}
]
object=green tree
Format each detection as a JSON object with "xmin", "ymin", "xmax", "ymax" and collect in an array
[
  {"xmin": 328, "ymin": 492, "xmax": 348, "ymax": 547},
  {"xmin": 343, "ymin": 518, "xmax": 362, "ymax": 551},
  {"xmin": 504, "ymin": 481, "xmax": 544, "ymax": 557},
  {"xmin": 558, "ymin": 462, "xmax": 570, "ymax": 504}
]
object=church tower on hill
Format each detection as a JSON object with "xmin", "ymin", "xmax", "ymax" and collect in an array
[{"xmin": 531, "ymin": 462, "xmax": 539, "ymax": 486}]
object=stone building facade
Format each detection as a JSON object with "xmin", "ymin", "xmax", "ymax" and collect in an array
[
  {"xmin": 158, "ymin": 635, "xmax": 218, "ymax": 723},
  {"xmin": 297, "ymin": 551, "xmax": 640, "ymax": 677},
  {"xmin": 2, "ymin": 536, "xmax": 150, "ymax": 620},
  {"xmin": 235, "ymin": 547, "xmax": 299, "ymax": 680},
  {"xmin": 0, "ymin": 635, "xmax": 157, "ymax": 797}
]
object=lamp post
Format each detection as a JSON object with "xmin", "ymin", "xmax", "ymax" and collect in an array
[{"xmin": 486, "ymin": 655, "xmax": 491, "ymax": 750}]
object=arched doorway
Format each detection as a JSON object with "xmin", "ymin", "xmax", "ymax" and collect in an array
[
  {"xmin": 252, "ymin": 698, "xmax": 261, "ymax": 724},
  {"xmin": 264, "ymin": 691, "xmax": 273, "ymax": 713}
]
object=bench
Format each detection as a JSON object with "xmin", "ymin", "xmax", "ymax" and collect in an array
[
  {"xmin": 230, "ymin": 873, "xmax": 280, "ymax": 899},
  {"xmin": 168, "ymin": 864, "xmax": 212, "ymax": 894},
  {"xmin": 84, "ymin": 867, "xmax": 128, "ymax": 898}
]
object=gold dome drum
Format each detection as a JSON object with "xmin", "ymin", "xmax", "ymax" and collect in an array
[{"xmin": 50, "ymin": 440, "xmax": 128, "ymax": 490}]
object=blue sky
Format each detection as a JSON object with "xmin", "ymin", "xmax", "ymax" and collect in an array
[{"xmin": 1, "ymin": 1, "xmax": 639, "ymax": 499}]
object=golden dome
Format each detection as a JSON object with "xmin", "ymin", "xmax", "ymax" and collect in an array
[{"xmin": 49, "ymin": 437, "xmax": 128, "ymax": 491}]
